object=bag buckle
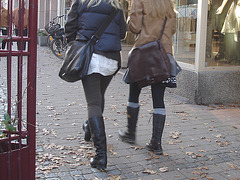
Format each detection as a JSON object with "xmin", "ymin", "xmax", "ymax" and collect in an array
[{"xmin": 91, "ymin": 35, "xmax": 99, "ymax": 43}]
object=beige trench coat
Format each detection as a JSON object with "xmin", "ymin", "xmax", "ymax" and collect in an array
[{"xmin": 127, "ymin": 0, "xmax": 177, "ymax": 54}]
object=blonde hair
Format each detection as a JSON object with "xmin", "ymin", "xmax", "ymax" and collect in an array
[
  {"xmin": 150, "ymin": 0, "xmax": 174, "ymax": 18},
  {"xmin": 81, "ymin": 0, "xmax": 121, "ymax": 9}
]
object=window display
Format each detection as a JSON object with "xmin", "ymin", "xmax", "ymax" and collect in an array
[
  {"xmin": 206, "ymin": 0, "xmax": 240, "ymax": 66},
  {"xmin": 122, "ymin": 0, "xmax": 198, "ymax": 65},
  {"xmin": 173, "ymin": 0, "xmax": 197, "ymax": 65}
]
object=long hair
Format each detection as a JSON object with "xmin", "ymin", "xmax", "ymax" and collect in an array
[
  {"xmin": 81, "ymin": 0, "xmax": 121, "ymax": 9},
  {"xmin": 150, "ymin": 0, "xmax": 174, "ymax": 18}
]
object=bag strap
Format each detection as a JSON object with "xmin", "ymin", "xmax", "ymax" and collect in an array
[
  {"xmin": 159, "ymin": 16, "xmax": 167, "ymax": 40},
  {"xmin": 92, "ymin": 9, "xmax": 119, "ymax": 41}
]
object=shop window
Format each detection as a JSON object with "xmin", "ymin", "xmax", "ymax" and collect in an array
[
  {"xmin": 122, "ymin": 0, "xmax": 199, "ymax": 58},
  {"xmin": 174, "ymin": 0, "xmax": 198, "ymax": 65},
  {"xmin": 206, "ymin": 0, "xmax": 240, "ymax": 66}
]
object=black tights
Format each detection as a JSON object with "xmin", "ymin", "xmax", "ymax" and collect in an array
[
  {"xmin": 128, "ymin": 82, "xmax": 166, "ymax": 109},
  {"xmin": 82, "ymin": 73, "xmax": 113, "ymax": 119},
  {"xmin": 1, "ymin": 29, "xmax": 7, "ymax": 49},
  {"xmin": 15, "ymin": 28, "xmax": 28, "ymax": 50}
]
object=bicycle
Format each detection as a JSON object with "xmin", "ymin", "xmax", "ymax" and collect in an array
[
  {"xmin": 45, "ymin": 16, "xmax": 62, "ymax": 47},
  {"xmin": 45, "ymin": 15, "xmax": 67, "ymax": 59},
  {"xmin": 50, "ymin": 33, "xmax": 67, "ymax": 59}
]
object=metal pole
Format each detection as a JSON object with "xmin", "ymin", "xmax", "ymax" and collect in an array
[{"xmin": 27, "ymin": 0, "xmax": 38, "ymax": 179}]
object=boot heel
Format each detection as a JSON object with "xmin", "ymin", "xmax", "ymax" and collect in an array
[
  {"xmin": 90, "ymin": 154, "xmax": 107, "ymax": 170},
  {"xmin": 154, "ymin": 149, "xmax": 163, "ymax": 155},
  {"xmin": 146, "ymin": 141, "xmax": 163, "ymax": 155},
  {"xmin": 118, "ymin": 130, "xmax": 135, "ymax": 144},
  {"xmin": 91, "ymin": 164, "xmax": 106, "ymax": 170},
  {"xmin": 82, "ymin": 120, "xmax": 91, "ymax": 141}
]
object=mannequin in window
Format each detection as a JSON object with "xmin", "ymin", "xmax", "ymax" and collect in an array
[{"xmin": 216, "ymin": 0, "xmax": 240, "ymax": 62}]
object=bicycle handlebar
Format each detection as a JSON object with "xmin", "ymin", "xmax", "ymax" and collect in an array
[
  {"xmin": 49, "ymin": 15, "xmax": 66, "ymax": 25},
  {"xmin": 58, "ymin": 15, "xmax": 65, "ymax": 18}
]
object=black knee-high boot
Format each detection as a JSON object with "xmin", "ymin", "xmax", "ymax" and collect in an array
[
  {"xmin": 146, "ymin": 114, "xmax": 166, "ymax": 155},
  {"xmin": 82, "ymin": 120, "xmax": 91, "ymax": 141},
  {"xmin": 118, "ymin": 106, "xmax": 139, "ymax": 144},
  {"xmin": 89, "ymin": 116, "xmax": 107, "ymax": 170},
  {"xmin": 82, "ymin": 101, "xmax": 105, "ymax": 141}
]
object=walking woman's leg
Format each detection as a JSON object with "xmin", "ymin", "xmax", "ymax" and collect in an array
[
  {"xmin": 82, "ymin": 74, "xmax": 101, "ymax": 141},
  {"xmin": 82, "ymin": 73, "xmax": 112, "ymax": 170},
  {"xmin": 118, "ymin": 82, "xmax": 141, "ymax": 144},
  {"xmin": 100, "ymin": 75, "xmax": 113, "ymax": 113},
  {"xmin": 82, "ymin": 75, "xmax": 113, "ymax": 141},
  {"xmin": 146, "ymin": 83, "xmax": 166, "ymax": 155}
]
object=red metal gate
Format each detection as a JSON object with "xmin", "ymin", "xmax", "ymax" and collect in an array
[{"xmin": 0, "ymin": 0, "xmax": 37, "ymax": 179}]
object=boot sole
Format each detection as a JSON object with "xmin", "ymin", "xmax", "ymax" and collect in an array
[
  {"xmin": 146, "ymin": 147, "xmax": 163, "ymax": 155},
  {"xmin": 120, "ymin": 138, "xmax": 135, "ymax": 144},
  {"xmin": 153, "ymin": 150, "xmax": 163, "ymax": 155},
  {"xmin": 119, "ymin": 136, "xmax": 135, "ymax": 144},
  {"xmin": 91, "ymin": 164, "xmax": 107, "ymax": 170}
]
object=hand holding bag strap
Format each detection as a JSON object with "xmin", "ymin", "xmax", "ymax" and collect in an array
[{"xmin": 91, "ymin": 9, "xmax": 119, "ymax": 43}]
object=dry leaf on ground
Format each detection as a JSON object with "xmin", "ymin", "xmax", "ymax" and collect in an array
[
  {"xmin": 142, "ymin": 169, "xmax": 158, "ymax": 174},
  {"xmin": 108, "ymin": 175, "xmax": 121, "ymax": 180},
  {"xmin": 130, "ymin": 146, "xmax": 144, "ymax": 150},
  {"xmin": 159, "ymin": 167, "xmax": 168, "ymax": 172}
]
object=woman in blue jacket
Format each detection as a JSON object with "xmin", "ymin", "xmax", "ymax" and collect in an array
[{"xmin": 65, "ymin": 0, "xmax": 126, "ymax": 170}]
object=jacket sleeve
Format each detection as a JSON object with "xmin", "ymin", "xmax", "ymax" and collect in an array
[
  {"xmin": 119, "ymin": 10, "xmax": 127, "ymax": 39},
  {"xmin": 127, "ymin": 0, "xmax": 143, "ymax": 34},
  {"xmin": 64, "ymin": 0, "xmax": 80, "ymax": 43}
]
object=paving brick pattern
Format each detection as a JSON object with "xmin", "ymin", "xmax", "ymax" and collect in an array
[{"xmin": 1, "ymin": 46, "xmax": 240, "ymax": 179}]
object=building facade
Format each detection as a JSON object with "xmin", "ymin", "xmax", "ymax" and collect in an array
[
  {"xmin": 38, "ymin": 0, "xmax": 71, "ymax": 30},
  {"xmin": 37, "ymin": 0, "xmax": 240, "ymax": 104}
]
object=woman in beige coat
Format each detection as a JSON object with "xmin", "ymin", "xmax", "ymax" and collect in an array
[{"xmin": 119, "ymin": 0, "xmax": 176, "ymax": 155}]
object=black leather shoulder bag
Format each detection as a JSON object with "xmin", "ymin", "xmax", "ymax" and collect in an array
[{"xmin": 59, "ymin": 10, "xmax": 118, "ymax": 82}]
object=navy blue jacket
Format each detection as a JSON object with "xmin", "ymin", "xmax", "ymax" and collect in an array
[{"xmin": 65, "ymin": 0, "xmax": 126, "ymax": 62}]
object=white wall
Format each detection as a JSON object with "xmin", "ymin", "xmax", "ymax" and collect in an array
[{"xmin": 38, "ymin": 0, "xmax": 58, "ymax": 30}]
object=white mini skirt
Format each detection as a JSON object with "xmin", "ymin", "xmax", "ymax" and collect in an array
[{"xmin": 87, "ymin": 53, "xmax": 118, "ymax": 76}]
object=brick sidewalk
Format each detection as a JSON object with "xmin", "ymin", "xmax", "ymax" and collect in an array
[{"xmin": 34, "ymin": 46, "xmax": 240, "ymax": 179}]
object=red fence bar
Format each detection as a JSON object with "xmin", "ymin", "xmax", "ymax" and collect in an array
[
  {"xmin": 27, "ymin": 0, "xmax": 38, "ymax": 179},
  {"xmin": 0, "ymin": 0, "xmax": 38, "ymax": 179}
]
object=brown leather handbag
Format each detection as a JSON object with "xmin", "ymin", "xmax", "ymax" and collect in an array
[{"xmin": 127, "ymin": 17, "xmax": 171, "ymax": 88}]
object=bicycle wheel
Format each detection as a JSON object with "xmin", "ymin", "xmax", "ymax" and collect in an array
[
  {"xmin": 47, "ymin": 35, "xmax": 53, "ymax": 48},
  {"xmin": 50, "ymin": 39, "xmax": 65, "ymax": 59}
]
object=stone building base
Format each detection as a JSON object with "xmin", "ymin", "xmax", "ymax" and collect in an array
[
  {"xmin": 121, "ymin": 46, "xmax": 240, "ymax": 105},
  {"xmin": 169, "ymin": 70, "xmax": 240, "ymax": 104}
]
